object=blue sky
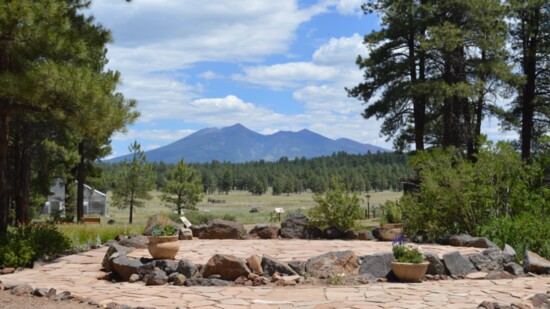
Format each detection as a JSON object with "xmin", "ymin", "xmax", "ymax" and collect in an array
[{"xmin": 89, "ymin": 0, "xmax": 514, "ymax": 158}]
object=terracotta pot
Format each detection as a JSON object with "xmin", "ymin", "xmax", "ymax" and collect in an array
[
  {"xmin": 147, "ymin": 235, "xmax": 179, "ymax": 259},
  {"xmin": 391, "ymin": 261, "xmax": 429, "ymax": 282},
  {"xmin": 379, "ymin": 223, "xmax": 403, "ymax": 241}
]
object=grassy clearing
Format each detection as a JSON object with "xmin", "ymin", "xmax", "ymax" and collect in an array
[
  {"xmin": 107, "ymin": 189, "xmax": 402, "ymax": 229},
  {"xmin": 56, "ymin": 223, "xmax": 144, "ymax": 249}
]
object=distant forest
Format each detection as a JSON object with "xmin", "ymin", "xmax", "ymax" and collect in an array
[{"xmin": 99, "ymin": 152, "xmax": 413, "ymax": 195}]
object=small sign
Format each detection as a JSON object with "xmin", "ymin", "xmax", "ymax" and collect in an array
[
  {"xmin": 274, "ymin": 207, "xmax": 285, "ymax": 213},
  {"xmin": 180, "ymin": 216, "xmax": 192, "ymax": 228}
]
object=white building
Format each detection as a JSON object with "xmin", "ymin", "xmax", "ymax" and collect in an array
[{"xmin": 42, "ymin": 179, "xmax": 108, "ymax": 216}]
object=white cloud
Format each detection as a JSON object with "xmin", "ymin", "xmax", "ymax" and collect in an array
[
  {"xmin": 113, "ymin": 129, "xmax": 195, "ymax": 142},
  {"xmin": 335, "ymin": 0, "xmax": 363, "ymax": 16},
  {"xmin": 199, "ymin": 71, "xmax": 224, "ymax": 80}
]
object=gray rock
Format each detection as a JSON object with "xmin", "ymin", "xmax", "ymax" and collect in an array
[
  {"xmin": 33, "ymin": 288, "xmax": 49, "ymax": 297},
  {"xmin": 528, "ymin": 293, "xmax": 550, "ymax": 308},
  {"xmin": 305, "ymin": 250, "xmax": 359, "ymax": 279},
  {"xmin": 442, "ymin": 251, "xmax": 477, "ymax": 277},
  {"xmin": 191, "ymin": 219, "xmax": 244, "ymax": 239},
  {"xmin": 342, "ymin": 230, "xmax": 359, "ymax": 240},
  {"xmin": 184, "ymin": 278, "xmax": 232, "ymax": 286},
  {"xmin": 153, "ymin": 259, "xmax": 179, "ymax": 275},
  {"xmin": 358, "ymin": 253, "xmax": 395, "ymax": 280},
  {"xmin": 424, "ymin": 252, "xmax": 446, "ymax": 275},
  {"xmin": 144, "ymin": 269, "xmax": 168, "ymax": 286},
  {"xmin": 143, "ymin": 214, "xmax": 180, "ymax": 236},
  {"xmin": 470, "ymin": 237, "xmax": 498, "ymax": 249},
  {"xmin": 176, "ymin": 258, "xmax": 200, "ymax": 278},
  {"xmin": 118, "ymin": 235, "xmax": 149, "ymax": 248},
  {"xmin": 504, "ymin": 262, "xmax": 524, "ymax": 276},
  {"xmin": 288, "ymin": 260, "xmax": 306, "ymax": 275},
  {"xmin": 485, "ymin": 271, "xmax": 513, "ymax": 280},
  {"xmin": 168, "ymin": 273, "xmax": 186, "ymax": 286},
  {"xmin": 179, "ymin": 228, "xmax": 193, "ymax": 240},
  {"xmin": 449, "ymin": 234, "xmax": 497, "ymax": 248},
  {"xmin": 101, "ymin": 243, "xmax": 134, "ymax": 272},
  {"xmin": 502, "ymin": 244, "xmax": 516, "ymax": 264},
  {"xmin": 128, "ymin": 274, "xmax": 140, "ymax": 283},
  {"xmin": 261, "ymin": 255, "xmax": 298, "ymax": 277},
  {"xmin": 112, "ymin": 256, "xmax": 143, "ymax": 281},
  {"xmin": 137, "ymin": 263, "xmax": 155, "ymax": 279},
  {"xmin": 248, "ymin": 224, "xmax": 279, "ymax": 239},
  {"xmin": 523, "ymin": 251, "xmax": 550, "ymax": 274},
  {"xmin": 323, "ymin": 227, "xmax": 345, "ymax": 240},
  {"xmin": 357, "ymin": 230, "xmax": 375, "ymax": 241},
  {"xmin": 280, "ymin": 213, "xmax": 308, "ymax": 239},
  {"xmin": 371, "ymin": 228, "xmax": 380, "ymax": 240},
  {"xmin": 11, "ymin": 284, "xmax": 34, "ymax": 296},
  {"xmin": 201, "ymin": 254, "xmax": 251, "ymax": 281},
  {"xmin": 55, "ymin": 291, "xmax": 72, "ymax": 301},
  {"xmin": 469, "ymin": 248, "xmax": 505, "ymax": 272}
]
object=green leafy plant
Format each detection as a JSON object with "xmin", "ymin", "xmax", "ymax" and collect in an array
[
  {"xmin": 150, "ymin": 223, "xmax": 177, "ymax": 237},
  {"xmin": 392, "ymin": 236, "xmax": 424, "ymax": 263},
  {"xmin": 380, "ymin": 200, "xmax": 402, "ymax": 224}
]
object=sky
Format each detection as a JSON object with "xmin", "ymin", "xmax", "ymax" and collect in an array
[{"xmin": 88, "ymin": 0, "xmax": 515, "ymax": 159}]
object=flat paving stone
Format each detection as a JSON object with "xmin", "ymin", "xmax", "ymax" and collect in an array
[{"xmin": 0, "ymin": 239, "xmax": 548, "ymax": 308}]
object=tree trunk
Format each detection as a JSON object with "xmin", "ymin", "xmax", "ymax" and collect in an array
[
  {"xmin": 15, "ymin": 128, "xmax": 31, "ymax": 224},
  {"xmin": 521, "ymin": 19, "xmax": 538, "ymax": 162},
  {"xmin": 0, "ymin": 110, "xmax": 10, "ymax": 233},
  {"xmin": 76, "ymin": 141, "xmax": 85, "ymax": 222}
]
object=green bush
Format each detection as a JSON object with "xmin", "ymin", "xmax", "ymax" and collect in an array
[
  {"xmin": 479, "ymin": 212, "xmax": 550, "ymax": 260},
  {"xmin": 308, "ymin": 177, "xmax": 362, "ymax": 231},
  {"xmin": 0, "ymin": 224, "xmax": 71, "ymax": 268},
  {"xmin": 400, "ymin": 142, "xmax": 549, "ymax": 241},
  {"xmin": 380, "ymin": 200, "xmax": 402, "ymax": 224}
]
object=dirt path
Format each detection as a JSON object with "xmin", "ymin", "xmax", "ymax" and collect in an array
[{"xmin": 0, "ymin": 289, "xmax": 94, "ymax": 309}]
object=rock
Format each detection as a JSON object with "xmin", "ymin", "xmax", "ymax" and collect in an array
[
  {"xmin": 424, "ymin": 252, "xmax": 447, "ymax": 275},
  {"xmin": 55, "ymin": 291, "xmax": 72, "ymax": 301},
  {"xmin": 323, "ymin": 227, "xmax": 345, "ymax": 240},
  {"xmin": 248, "ymin": 224, "xmax": 279, "ymax": 239},
  {"xmin": 176, "ymin": 258, "xmax": 200, "ymax": 279},
  {"xmin": 137, "ymin": 263, "xmax": 155, "ymax": 279},
  {"xmin": 153, "ymin": 259, "xmax": 179, "ymax": 275},
  {"xmin": 436, "ymin": 235, "xmax": 451, "ymax": 245},
  {"xmin": 371, "ymin": 228, "xmax": 380, "ymax": 240},
  {"xmin": 201, "ymin": 254, "xmax": 251, "ymax": 281},
  {"xmin": 358, "ymin": 253, "xmax": 395, "ymax": 280},
  {"xmin": 279, "ymin": 213, "xmax": 323, "ymax": 239},
  {"xmin": 261, "ymin": 255, "xmax": 298, "ymax": 277},
  {"xmin": 528, "ymin": 293, "xmax": 550, "ymax": 308},
  {"xmin": 504, "ymin": 262, "xmax": 524, "ymax": 276},
  {"xmin": 305, "ymin": 250, "xmax": 359, "ymax": 279},
  {"xmin": 112, "ymin": 256, "xmax": 143, "ymax": 281},
  {"xmin": 246, "ymin": 254, "xmax": 263, "ymax": 275},
  {"xmin": 342, "ymin": 230, "xmax": 359, "ymax": 240},
  {"xmin": 288, "ymin": 260, "xmax": 306, "ymax": 275},
  {"xmin": 184, "ymin": 278, "xmax": 232, "ymax": 287},
  {"xmin": 485, "ymin": 271, "xmax": 513, "ymax": 280},
  {"xmin": 143, "ymin": 214, "xmax": 180, "ymax": 236},
  {"xmin": 277, "ymin": 275, "xmax": 301, "ymax": 286},
  {"xmin": 449, "ymin": 234, "xmax": 498, "ymax": 248},
  {"xmin": 191, "ymin": 219, "xmax": 244, "ymax": 239},
  {"xmin": 249, "ymin": 207, "xmax": 259, "ymax": 213},
  {"xmin": 502, "ymin": 244, "xmax": 516, "ymax": 263},
  {"xmin": 118, "ymin": 235, "xmax": 149, "ymax": 248},
  {"xmin": 115, "ymin": 234, "xmax": 126, "ymax": 242},
  {"xmin": 128, "ymin": 274, "xmax": 140, "ymax": 283},
  {"xmin": 442, "ymin": 251, "xmax": 477, "ymax": 277},
  {"xmin": 179, "ymin": 228, "xmax": 193, "ymax": 240},
  {"xmin": 101, "ymin": 243, "xmax": 134, "ymax": 272},
  {"xmin": 0, "ymin": 267, "xmax": 15, "ymax": 275},
  {"xmin": 523, "ymin": 251, "xmax": 550, "ymax": 274},
  {"xmin": 465, "ymin": 272, "xmax": 488, "ymax": 279},
  {"xmin": 168, "ymin": 273, "xmax": 186, "ymax": 286},
  {"xmin": 11, "ymin": 284, "xmax": 33, "ymax": 296},
  {"xmin": 33, "ymin": 288, "xmax": 49, "ymax": 297},
  {"xmin": 469, "ymin": 248, "xmax": 506, "ymax": 272},
  {"xmin": 144, "ymin": 269, "xmax": 168, "ymax": 286},
  {"xmin": 357, "ymin": 230, "xmax": 375, "ymax": 241}
]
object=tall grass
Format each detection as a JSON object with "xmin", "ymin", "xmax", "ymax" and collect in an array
[{"xmin": 57, "ymin": 224, "xmax": 144, "ymax": 251}]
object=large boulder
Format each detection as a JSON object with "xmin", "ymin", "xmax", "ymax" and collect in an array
[
  {"xmin": 469, "ymin": 248, "xmax": 506, "ymax": 272},
  {"xmin": 523, "ymin": 251, "xmax": 550, "ymax": 274},
  {"xmin": 279, "ymin": 213, "xmax": 324, "ymax": 239},
  {"xmin": 101, "ymin": 243, "xmax": 134, "ymax": 272},
  {"xmin": 424, "ymin": 252, "xmax": 447, "ymax": 275},
  {"xmin": 191, "ymin": 219, "xmax": 244, "ymax": 239},
  {"xmin": 305, "ymin": 251, "xmax": 359, "ymax": 279},
  {"xmin": 111, "ymin": 256, "xmax": 143, "ymax": 281},
  {"xmin": 442, "ymin": 251, "xmax": 477, "ymax": 277},
  {"xmin": 143, "ymin": 214, "xmax": 180, "ymax": 236},
  {"xmin": 248, "ymin": 224, "xmax": 279, "ymax": 239},
  {"xmin": 201, "ymin": 254, "xmax": 251, "ymax": 281},
  {"xmin": 261, "ymin": 255, "xmax": 298, "ymax": 277},
  {"xmin": 358, "ymin": 253, "xmax": 395, "ymax": 280}
]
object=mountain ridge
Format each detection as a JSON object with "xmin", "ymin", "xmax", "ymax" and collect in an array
[{"xmin": 109, "ymin": 124, "xmax": 389, "ymax": 163}]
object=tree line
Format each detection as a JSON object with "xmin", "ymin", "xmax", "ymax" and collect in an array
[
  {"xmin": 99, "ymin": 151, "xmax": 413, "ymax": 199},
  {"xmin": 348, "ymin": 0, "xmax": 550, "ymax": 162},
  {"xmin": 0, "ymin": 1, "xmax": 137, "ymax": 232}
]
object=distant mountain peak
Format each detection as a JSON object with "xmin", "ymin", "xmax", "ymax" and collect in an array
[{"xmin": 109, "ymin": 124, "xmax": 389, "ymax": 163}]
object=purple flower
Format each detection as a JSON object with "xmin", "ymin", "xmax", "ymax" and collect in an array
[{"xmin": 392, "ymin": 234, "xmax": 404, "ymax": 246}]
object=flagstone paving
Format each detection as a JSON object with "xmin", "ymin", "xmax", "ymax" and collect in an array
[{"xmin": 1, "ymin": 239, "xmax": 548, "ymax": 308}]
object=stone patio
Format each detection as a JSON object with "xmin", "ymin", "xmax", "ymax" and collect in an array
[{"xmin": 1, "ymin": 239, "xmax": 549, "ymax": 308}]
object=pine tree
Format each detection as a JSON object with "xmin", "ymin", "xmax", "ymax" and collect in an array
[{"xmin": 160, "ymin": 159, "xmax": 203, "ymax": 215}]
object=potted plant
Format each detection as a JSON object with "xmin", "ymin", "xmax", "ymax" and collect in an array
[
  {"xmin": 147, "ymin": 224, "xmax": 180, "ymax": 259},
  {"xmin": 391, "ymin": 236, "xmax": 429, "ymax": 282},
  {"xmin": 378, "ymin": 201, "xmax": 403, "ymax": 241}
]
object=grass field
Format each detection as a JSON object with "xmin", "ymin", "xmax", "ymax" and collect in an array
[{"xmin": 106, "ymin": 189, "xmax": 402, "ymax": 229}]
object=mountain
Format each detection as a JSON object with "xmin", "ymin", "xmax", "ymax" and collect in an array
[{"xmin": 109, "ymin": 124, "xmax": 389, "ymax": 163}]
